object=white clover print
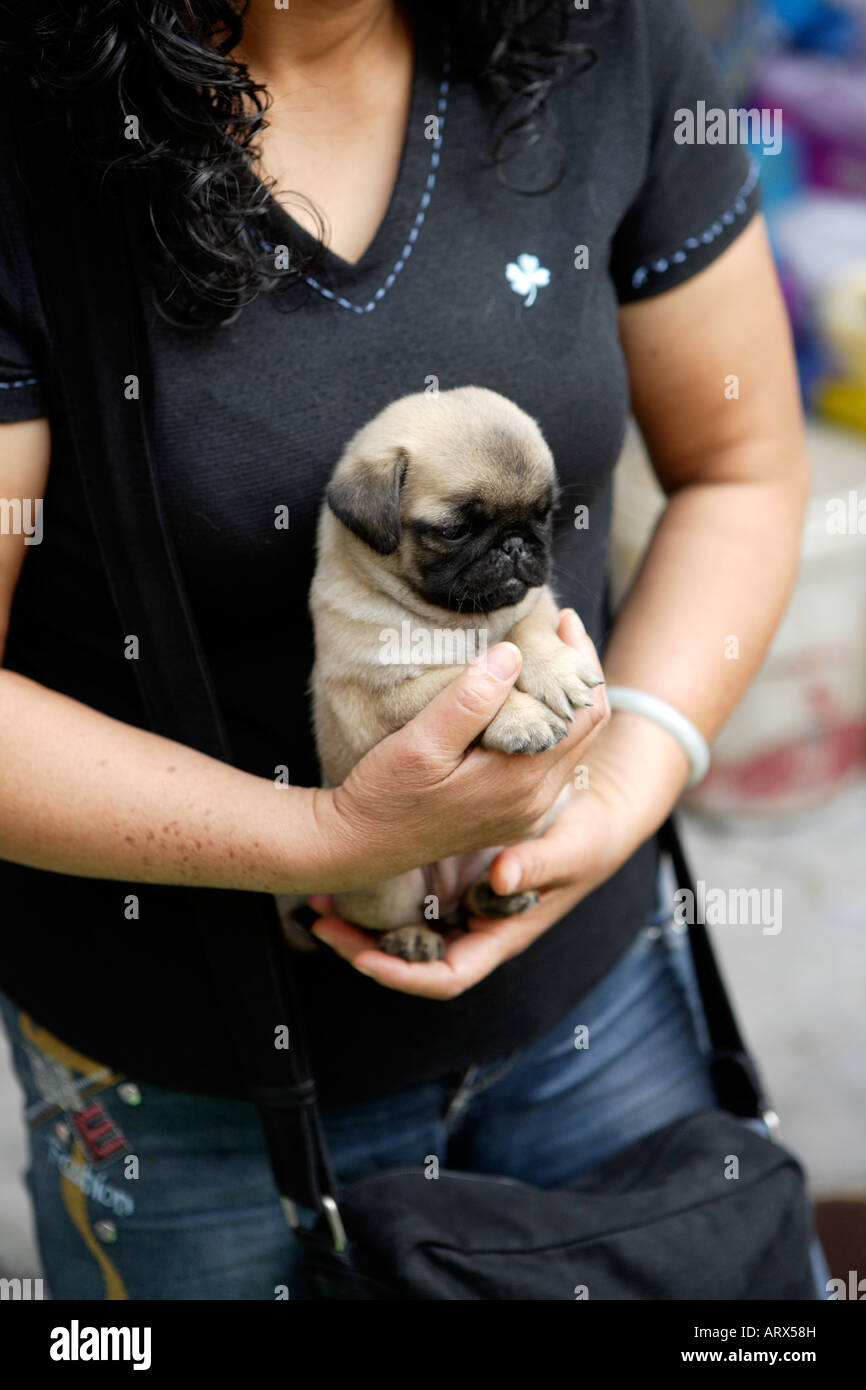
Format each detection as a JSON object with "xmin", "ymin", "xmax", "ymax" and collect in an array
[{"xmin": 506, "ymin": 253, "xmax": 550, "ymax": 306}]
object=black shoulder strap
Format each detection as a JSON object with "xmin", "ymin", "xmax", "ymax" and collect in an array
[
  {"xmin": 657, "ymin": 818, "xmax": 773, "ymax": 1122},
  {"xmin": 12, "ymin": 96, "xmax": 336, "ymax": 1213}
]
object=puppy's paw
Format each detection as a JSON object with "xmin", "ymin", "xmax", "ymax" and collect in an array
[
  {"xmin": 481, "ymin": 689, "xmax": 568, "ymax": 754},
  {"xmin": 379, "ymin": 925, "xmax": 446, "ymax": 962},
  {"xmin": 518, "ymin": 641, "xmax": 603, "ymax": 722},
  {"xmin": 463, "ymin": 876, "xmax": 539, "ymax": 919}
]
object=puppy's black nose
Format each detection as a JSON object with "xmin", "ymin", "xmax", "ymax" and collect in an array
[{"xmin": 501, "ymin": 534, "xmax": 526, "ymax": 559}]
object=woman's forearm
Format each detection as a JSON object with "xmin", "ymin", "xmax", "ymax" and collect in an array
[
  {"xmin": 0, "ymin": 670, "xmax": 328, "ymax": 892},
  {"xmin": 0, "ymin": 653, "xmax": 592, "ymax": 900},
  {"xmin": 605, "ymin": 467, "xmax": 807, "ymax": 734},
  {"xmin": 584, "ymin": 463, "xmax": 809, "ymax": 843}
]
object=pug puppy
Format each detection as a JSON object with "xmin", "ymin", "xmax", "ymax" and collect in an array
[{"xmin": 278, "ymin": 386, "xmax": 602, "ymax": 962}]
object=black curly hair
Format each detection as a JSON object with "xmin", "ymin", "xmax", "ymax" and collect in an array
[{"xmin": 0, "ymin": 1, "xmax": 603, "ymax": 326}]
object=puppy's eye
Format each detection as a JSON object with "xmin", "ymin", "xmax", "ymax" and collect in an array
[{"xmin": 439, "ymin": 522, "xmax": 470, "ymax": 542}]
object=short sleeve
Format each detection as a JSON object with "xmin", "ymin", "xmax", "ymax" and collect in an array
[
  {"xmin": 610, "ymin": 0, "xmax": 762, "ymax": 304},
  {"xmin": 0, "ymin": 321, "xmax": 44, "ymax": 422},
  {"xmin": 0, "ymin": 155, "xmax": 46, "ymax": 421}
]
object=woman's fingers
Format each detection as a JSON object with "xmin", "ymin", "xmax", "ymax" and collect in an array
[
  {"xmin": 488, "ymin": 806, "xmax": 590, "ymax": 897},
  {"xmin": 403, "ymin": 641, "xmax": 523, "ymax": 766},
  {"xmin": 557, "ymin": 607, "xmax": 602, "ymax": 673},
  {"xmin": 311, "ymin": 910, "xmax": 543, "ymax": 1000},
  {"xmin": 557, "ymin": 605, "xmax": 586, "ymax": 644}
]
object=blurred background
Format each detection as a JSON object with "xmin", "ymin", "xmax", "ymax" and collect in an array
[
  {"xmin": 615, "ymin": 0, "xmax": 866, "ymax": 1283},
  {"xmin": 1, "ymin": 0, "xmax": 864, "ymax": 1289}
]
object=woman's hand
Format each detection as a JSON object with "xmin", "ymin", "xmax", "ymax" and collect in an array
[
  {"xmin": 308, "ymin": 613, "xmax": 696, "ymax": 998},
  {"xmin": 313, "ymin": 613, "xmax": 610, "ymax": 894},
  {"xmin": 308, "ymin": 610, "xmax": 681, "ymax": 998},
  {"xmin": 307, "ymin": 789, "xmax": 620, "ymax": 1000},
  {"xmin": 308, "ymin": 702, "xmax": 689, "ymax": 1000}
]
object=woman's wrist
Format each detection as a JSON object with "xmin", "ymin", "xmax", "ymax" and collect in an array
[
  {"xmin": 580, "ymin": 708, "xmax": 692, "ymax": 852},
  {"xmin": 279, "ymin": 783, "xmax": 388, "ymax": 896},
  {"xmin": 255, "ymin": 783, "xmax": 350, "ymax": 896},
  {"xmin": 606, "ymin": 686, "xmax": 710, "ymax": 788}
]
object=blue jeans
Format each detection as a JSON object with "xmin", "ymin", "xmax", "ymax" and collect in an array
[{"xmin": 0, "ymin": 914, "xmax": 826, "ymax": 1300}]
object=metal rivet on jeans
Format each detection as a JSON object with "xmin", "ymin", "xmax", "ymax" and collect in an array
[
  {"xmin": 94, "ymin": 1220, "xmax": 118, "ymax": 1244},
  {"xmin": 117, "ymin": 1082, "xmax": 142, "ymax": 1106}
]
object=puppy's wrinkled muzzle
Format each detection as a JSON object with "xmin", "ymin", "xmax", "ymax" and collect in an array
[{"xmin": 455, "ymin": 540, "xmax": 549, "ymax": 611}]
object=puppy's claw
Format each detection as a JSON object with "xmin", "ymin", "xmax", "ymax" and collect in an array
[
  {"xmin": 483, "ymin": 720, "xmax": 567, "ymax": 754},
  {"xmin": 518, "ymin": 643, "xmax": 603, "ymax": 721}
]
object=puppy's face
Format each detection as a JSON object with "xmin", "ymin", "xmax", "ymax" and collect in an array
[
  {"xmin": 326, "ymin": 387, "xmax": 557, "ymax": 613},
  {"xmin": 405, "ymin": 471, "xmax": 555, "ymax": 613}
]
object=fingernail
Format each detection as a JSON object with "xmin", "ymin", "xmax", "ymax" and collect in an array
[
  {"xmin": 499, "ymin": 862, "xmax": 521, "ymax": 894},
  {"xmin": 485, "ymin": 643, "xmax": 520, "ymax": 680}
]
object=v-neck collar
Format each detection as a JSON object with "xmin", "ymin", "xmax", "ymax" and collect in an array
[{"xmin": 261, "ymin": 8, "xmax": 450, "ymax": 312}]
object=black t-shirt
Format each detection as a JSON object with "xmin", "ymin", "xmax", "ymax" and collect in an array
[{"xmin": 0, "ymin": 0, "xmax": 759, "ymax": 1103}]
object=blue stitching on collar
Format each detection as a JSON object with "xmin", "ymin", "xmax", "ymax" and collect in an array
[
  {"xmin": 260, "ymin": 43, "xmax": 451, "ymax": 314},
  {"xmin": 629, "ymin": 159, "xmax": 760, "ymax": 292},
  {"xmin": 0, "ymin": 376, "xmax": 38, "ymax": 389}
]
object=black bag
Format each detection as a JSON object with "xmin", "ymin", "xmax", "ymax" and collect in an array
[
  {"xmin": 15, "ymin": 101, "xmax": 818, "ymax": 1301},
  {"xmin": 301, "ymin": 1113, "xmax": 815, "ymax": 1301}
]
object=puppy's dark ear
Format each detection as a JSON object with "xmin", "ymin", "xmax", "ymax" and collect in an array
[{"xmin": 326, "ymin": 449, "xmax": 408, "ymax": 555}]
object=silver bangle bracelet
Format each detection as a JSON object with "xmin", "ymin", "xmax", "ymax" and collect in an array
[{"xmin": 605, "ymin": 686, "xmax": 711, "ymax": 788}]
